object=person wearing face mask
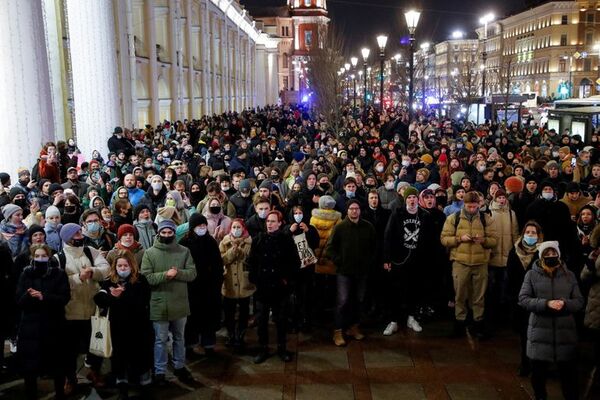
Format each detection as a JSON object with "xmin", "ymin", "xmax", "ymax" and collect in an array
[
  {"xmin": 94, "ymin": 250, "xmax": 153, "ymax": 399},
  {"xmin": 139, "ymin": 175, "xmax": 168, "ymax": 215},
  {"xmin": 377, "ymin": 174, "xmax": 399, "ymax": 210},
  {"xmin": 107, "ymin": 126, "xmax": 130, "ymax": 155},
  {"xmin": 140, "ymin": 219, "xmax": 197, "ymax": 385},
  {"xmin": 284, "ymin": 205, "xmax": 319, "ymax": 332},
  {"xmin": 229, "ymin": 179, "xmax": 254, "ymax": 218},
  {"xmin": 336, "ymin": 177, "xmax": 365, "ymax": 217},
  {"xmin": 525, "ymin": 181, "xmax": 583, "ymax": 275},
  {"xmin": 220, "ymin": 219, "xmax": 254, "ymax": 350},
  {"xmin": 133, "ymin": 204, "xmax": 157, "ymax": 250},
  {"xmin": 106, "ymin": 224, "xmax": 145, "ymax": 268},
  {"xmin": 56, "ymin": 223, "xmax": 110, "ymax": 394},
  {"xmin": 506, "ymin": 221, "xmax": 543, "ymax": 377},
  {"xmin": 80, "ymin": 209, "xmax": 116, "ymax": 252},
  {"xmin": 16, "ymin": 244, "xmax": 70, "ymax": 400},
  {"xmin": 179, "ymin": 214, "xmax": 223, "ymax": 358},
  {"xmin": 246, "ymin": 197, "xmax": 271, "ymax": 238},
  {"xmin": 202, "ymin": 197, "xmax": 232, "ymax": 243},
  {"xmin": 518, "ymin": 241, "xmax": 583, "ymax": 400}
]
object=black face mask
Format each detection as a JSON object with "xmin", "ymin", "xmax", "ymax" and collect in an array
[
  {"xmin": 209, "ymin": 206, "xmax": 221, "ymax": 214},
  {"xmin": 158, "ymin": 235, "xmax": 174, "ymax": 244},
  {"xmin": 436, "ymin": 195, "xmax": 448, "ymax": 207},
  {"xmin": 543, "ymin": 256, "xmax": 560, "ymax": 268},
  {"xmin": 14, "ymin": 199, "xmax": 27, "ymax": 208},
  {"xmin": 319, "ymin": 183, "xmax": 331, "ymax": 192},
  {"xmin": 71, "ymin": 238, "xmax": 84, "ymax": 247},
  {"xmin": 64, "ymin": 205, "xmax": 76, "ymax": 213}
]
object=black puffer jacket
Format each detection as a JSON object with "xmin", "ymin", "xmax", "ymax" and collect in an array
[{"xmin": 518, "ymin": 261, "xmax": 584, "ymax": 362}]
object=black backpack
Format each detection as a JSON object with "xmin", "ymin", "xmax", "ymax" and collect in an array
[
  {"xmin": 54, "ymin": 246, "xmax": 95, "ymax": 270},
  {"xmin": 31, "ymin": 159, "xmax": 40, "ymax": 182}
]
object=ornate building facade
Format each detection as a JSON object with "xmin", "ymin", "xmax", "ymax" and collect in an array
[{"xmin": 0, "ymin": 0, "xmax": 280, "ymax": 177}]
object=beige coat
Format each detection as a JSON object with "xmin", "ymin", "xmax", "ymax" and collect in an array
[
  {"xmin": 310, "ymin": 208, "xmax": 342, "ymax": 274},
  {"xmin": 61, "ymin": 245, "xmax": 110, "ymax": 320},
  {"xmin": 219, "ymin": 234, "xmax": 255, "ymax": 298},
  {"xmin": 489, "ymin": 201, "xmax": 519, "ymax": 267},
  {"xmin": 440, "ymin": 209, "xmax": 497, "ymax": 266}
]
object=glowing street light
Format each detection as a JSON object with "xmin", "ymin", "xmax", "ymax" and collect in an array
[{"xmin": 376, "ymin": 35, "xmax": 388, "ymax": 111}]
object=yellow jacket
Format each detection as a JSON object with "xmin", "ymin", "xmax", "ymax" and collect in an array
[
  {"xmin": 310, "ymin": 208, "xmax": 342, "ymax": 274},
  {"xmin": 440, "ymin": 209, "xmax": 498, "ymax": 266}
]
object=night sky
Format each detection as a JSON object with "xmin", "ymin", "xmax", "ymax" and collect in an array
[{"xmin": 241, "ymin": 0, "xmax": 530, "ymax": 55}]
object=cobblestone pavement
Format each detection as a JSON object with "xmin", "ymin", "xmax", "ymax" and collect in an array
[{"xmin": 1, "ymin": 319, "xmax": 598, "ymax": 399}]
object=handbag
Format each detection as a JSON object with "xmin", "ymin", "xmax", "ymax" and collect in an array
[{"xmin": 89, "ymin": 307, "xmax": 112, "ymax": 358}]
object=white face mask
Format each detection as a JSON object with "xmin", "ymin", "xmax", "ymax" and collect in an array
[
  {"xmin": 231, "ymin": 228, "xmax": 243, "ymax": 238},
  {"xmin": 121, "ymin": 237, "xmax": 134, "ymax": 247},
  {"xmin": 194, "ymin": 226, "xmax": 207, "ymax": 236},
  {"xmin": 385, "ymin": 181, "xmax": 395, "ymax": 190},
  {"xmin": 541, "ymin": 192, "xmax": 554, "ymax": 200},
  {"xmin": 477, "ymin": 166, "xmax": 486, "ymax": 173},
  {"xmin": 376, "ymin": 165, "xmax": 384, "ymax": 173},
  {"xmin": 258, "ymin": 210, "xmax": 268, "ymax": 219},
  {"xmin": 401, "ymin": 160, "xmax": 410, "ymax": 167},
  {"xmin": 294, "ymin": 214, "xmax": 303, "ymax": 224},
  {"xmin": 151, "ymin": 182, "xmax": 162, "ymax": 191}
]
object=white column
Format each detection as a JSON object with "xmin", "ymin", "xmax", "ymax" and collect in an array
[
  {"xmin": 145, "ymin": 0, "xmax": 159, "ymax": 123},
  {"xmin": 200, "ymin": 2, "xmax": 210, "ymax": 115},
  {"xmin": 66, "ymin": 0, "xmax": 121, "ymax": 159},
  {"xmin": 184, "ymin": 0, "xmax": 195, "ymax": 118},
  {"xmin": 0, "ymin": 0, "xmax": 54, "ymax": 177},
  {"xmin": 169, "ymin": 0, "xmax": 180, "ymax": 120},
  {"xmin": 255, "ymin": 44, "xmax": 267, "ymax": 107},
  {"xmin": 114, "ymin": 0, "xmax": 137, "ymax": 128},
  {"xmin": 221, "ymin": 20, "xmax": 228, "ymax": 112}
]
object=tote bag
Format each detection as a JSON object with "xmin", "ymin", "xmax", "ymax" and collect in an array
[{"xmin": 89, "ymin": 307, "xmax": 112, "ymax": 358}]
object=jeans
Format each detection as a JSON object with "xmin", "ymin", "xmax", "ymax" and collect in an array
[
  {"xmin": 387, "ymin": 263, "xmax": 421, "ymax": 323},
  {"xmin": 223, "ymin": 297, "xmax": 250, "ymax": 342},
  {"xmin": 153, "ymin": 318, "xmax": 187, "ymax": 375},
  {"xmin": 335, "ymin": 274, "xmax": 367, "ymax": 330}
]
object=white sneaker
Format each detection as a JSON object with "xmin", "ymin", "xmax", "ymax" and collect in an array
[
  {"xmin": 9, "ymin": 340, "xmax": 17, "ymax": 353},
  {"xmin": 383, "ymin": 321, "xmax": 398, "ymax": 336},
  {"xmin": 407, "ymin": 316, "xmax": 422, "ymax": 332}
]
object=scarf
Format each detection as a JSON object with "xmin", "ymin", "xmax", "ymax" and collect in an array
[
  {"xmin": 514, "ymin": 239, "xmax": 538, "ymax": 270},
  {"xmin": 1, "ymin": 221, "xmax": 27, "ymax": 240},
  {"xmin": 115, "ymin": 240, "xmax": 141, "ymax": 252}
]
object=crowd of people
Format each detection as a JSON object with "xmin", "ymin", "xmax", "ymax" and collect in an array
[{"xmin": 1, "ymin": 104, "xmax": 600, "ymax": 399}]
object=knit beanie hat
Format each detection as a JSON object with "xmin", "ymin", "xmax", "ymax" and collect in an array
[
  {"xmin": 538, "ymin": 241, "xmax": 561, "ymax": 259},
  {"xmin": 420, "ymin": 154, "xmax": 433, "ymax": 165},
  {"xmin": 403, "ymin": 186, "xmax": 419, "ymax": 199},
  {"xmin": 2, "ymin": 204, "xmax": 22, "ymax": 221},
  {"xmin": 493, "ymin": 189, "xmax": 507, "ymax": 200},
  {"xmin": 59, "ymin": 223, "xmax": 81, "ymax": 243},
  {"xmin": 318, "ymin": 195, "xmax": 336, "ymax": 210},
  {"xmin": 27, "ymin": 224, "xmax": 45, "ymax": 242},
  {"xmin": 157, "ymin": 219, "xmax": 177, "ymax": 233},
  {"xmin": 133, "ymin": 203, "xmax": 152, "ymax": 221},
  {"xmin": 117, "ymin": 224, "xmax": 137, "ymax": 240},
  {"xmin": 45, "ymin": 205, "xmax": 61, "ymax": 219},
  {"xmin": 259, "ymin": 179, "xmax": 273, "ymax": 190},
  {"xmin": 189, "ymin": 213, "xmax": 208, "ymax": 230},
  {"xmin": 559, "ymin": 146, "xmax": 571, "ymax": 156},
  {"xmin": 504, "ymin": 176, "xmax": 524, "ymax": 194},
  {"xmin": 9, "ymin": 186, "xmax": 26, "ymax": 201},
  {"xmin": 417, "ymin": 168, "xmax": 430, "ymax": 181}
]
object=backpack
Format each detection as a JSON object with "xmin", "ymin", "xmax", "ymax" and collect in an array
[{"xmin": 54, "ymin": 246, "xmax": 95, "ymax": 270}]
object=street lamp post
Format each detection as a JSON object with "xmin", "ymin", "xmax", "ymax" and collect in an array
[
  {"xmin": 361, "ymin": 48, "xmax": 370, "ymax": 108},
  {"xmin": 405, "ymin": 10, "xmax": 421, "ymax": 121},
  {"xmin": 479, "ymin": 13, "xmax": 494, "ymax": 97},
  {"xmin": 377, "ymin": 35, "xmax": 388, "ymax": 112},
  {"xmin": 351, "ymin": 56, "xmax": 358, "ymax": 111},
  {"xmin": 344, "ymin": 62, "xmax": 351, "ymax": 103}
]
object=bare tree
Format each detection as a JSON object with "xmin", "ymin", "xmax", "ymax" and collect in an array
[
  {"xmin": 306, "ymin": 25, "xmax": 345, "ymax": 135},
  {"xmin": 448, "ymin": 58, "xmax": 481, "ymax": 114},
  {"xmin": 497, "ymin": 55, "xmax": 514, "ymax": 124}
]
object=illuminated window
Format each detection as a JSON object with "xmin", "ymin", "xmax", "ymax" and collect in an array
[
  {"xmin": 561, "ymin": 15, "xmax": 568, "ymax": 25},
  {"xmin": 304, "ymin": 0, "xmax": 311, "ymax": 6},
  {"xmin": 560, "ymin": 34, "xmax": 567, "ymax": 46},
  {"xmin": 305, "ymin": 30, "xmax": 313, "ymax": 47}
]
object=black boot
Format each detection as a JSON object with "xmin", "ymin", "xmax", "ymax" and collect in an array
[
  {"xmin": 448, "ymin": 320, "xmax": 466, "ymax": 338},
  {"xmin": 470, "ymin": 320, "xmax": 490, "ymax": 340},
  {"xmin": 277, "ymin": 345, "xmax": 292, "ymax": 362},
  {"xmin": 254, "ymin": 347, "xmax": 270, "ymax": 364},
  {"xmin": 117, "ymin": 382, "xmax": 129, "ymax": 399}
]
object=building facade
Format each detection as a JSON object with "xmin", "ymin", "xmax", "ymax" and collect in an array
[{"xmin": 0, "ymin": 0, "xmax": 280, "ymax": 177}]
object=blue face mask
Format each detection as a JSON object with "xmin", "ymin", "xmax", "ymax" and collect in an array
[
  {"xmin": 523, "ymin": 235, "xmax": 537, "ymax": 246},
  {"xmin": 86, "ymin": 222, "xmax": 101, "ymax": 234},
  {"xmin": 294, "ymin": 214, "xmax": 303, "ymax": 224},
  {"xmin": 117, "ymin": 269, "xmax": 131, "ymax": 279},
  {"xmin": 346, "ymin": 191, "xmax": 355, "ymax": 198}
]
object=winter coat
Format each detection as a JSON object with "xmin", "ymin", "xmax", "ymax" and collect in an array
[
  {"xmin": 106, "ymin": 244, "xmax": 145, "ymax": 269},
  {"xmin": 443, "ymin": 200, "xmax": 463, "ymax": 216},
  {"xmin": 220, "ymin": 234, "xmax": 255, "ymax": 299},
  {"xmin": 93, "ymin": 275, "xmax": 153, "ymax": 376},
  {"xmin": 179, "ymin": 232, "xmax": 223, "ymax": 332},
  {"xmin": 133, "ymin": 220, "xmax": 156, "ymax": 250},
  {"xmin": 310, "ymin": 208, "xmax": 341, "ymax": 274},
  {"xmin": 440, "ymin": 209, "xmax": 497, "ymax": 266},
  {"xmin": 489, "ymin": 201, "xmax": 519, "ymax": 267},
  {"xmin": 560, "ymin": 193, "xmax": 592, "ymax": 219},
  {"xmin": 0, "ymin": 241, "xmax": 16, "ymax": 338},
  {"xmin": 203, "ymin": 210, "xmax": 232, "ymax": 243},
  {"xmin": 16, "ymin": 263, "xmax": 70, "ymax": 374},
  {"xmin": 581, "ymin": 255, "xmax": 600, "ymax": 330},
  {"xmin": 229, "ymin": 192, "xmax": 253, "ymax": 218},
  {"xmin": 60, "ymin": 245, "xmax": 110, "ymax": 320},
  {"xmin": 0, "ymin": 220, "xmax": 29, "ymax": 258},
  {"xmin": 325, "ymin": 217, "xmax": 377, "ymax": 276},
  {"xmin": 141, "ymin": 239, "xmax": 197, "ymax": 321},
  {"xmin": 518, "ymin": 261, "xmax": 584, "ymax": 362},
  {"xmin": 248, "ymin": 229, "xmax": 301, "ymax": 301},
  {"xmin": 376, "ymin": 187, "xmax": 399, "ymax": 210},
  {"xmin": 44, "ymin": 222, "xmax": 62, "ymax": 252}
]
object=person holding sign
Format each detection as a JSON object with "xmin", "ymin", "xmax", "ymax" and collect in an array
[{"xmin": 285, "ymin": 205, "xmax": 319, "ymax": 332}]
